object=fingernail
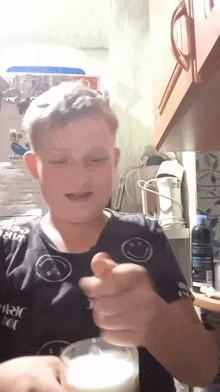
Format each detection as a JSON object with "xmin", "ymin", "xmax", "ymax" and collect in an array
[
  {"xmin": 89, "ymin": 299, "xmax": 94, "ymax": 309},
  {"xmin": 86, "ymin": 298, "xmax": 94, "ymax": 310}
]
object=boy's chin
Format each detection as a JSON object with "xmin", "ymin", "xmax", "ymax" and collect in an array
[{"xmin": 51, "ymin": 208, "xmax": 108, "ymax": 224}]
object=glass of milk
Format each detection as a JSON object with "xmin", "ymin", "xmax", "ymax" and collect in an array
[{"xmin": 60, "ymin": 337, "xmax": 139, "ymax": 392}]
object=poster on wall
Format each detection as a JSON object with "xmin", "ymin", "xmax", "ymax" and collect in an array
[
  {"xmin": 73, "ymin": 75, "xmax": 100, "ymax": 90},
  {"xmin": 0, "ymin": 161, "xmax": 48, "ymax": 219},
  {"xmin": 0, "ymin": 72, "xmax": 100, "ymax": 161},
  {"xmin": 0, "ymin": 72, "xmax": 100, "ymax": 218}
]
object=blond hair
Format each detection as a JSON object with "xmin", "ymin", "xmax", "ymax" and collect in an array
[{"xmin": 22, "ymin": 81, "xmax": 118, "ymax": 151}]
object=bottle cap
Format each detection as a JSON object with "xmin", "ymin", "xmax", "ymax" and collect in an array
[
  {"xmin": 197, "ymin": 215, "xmax": 207, "ymax": 225},
  {"xmin": 192, "ymin": 215, "xmax": 211, "ymax": 244}
]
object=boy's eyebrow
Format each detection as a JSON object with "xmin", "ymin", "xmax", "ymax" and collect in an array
[
  {"xmin": 50, "ymin": 148, "xmax": 69, "ymax": 152},
  {"xmin": 50, "ymin": 147, "xmax": 110, "ymax": 154},
  {"xmin": 85, "ymin": 147, "xmax": 110, "ymax": 154}
]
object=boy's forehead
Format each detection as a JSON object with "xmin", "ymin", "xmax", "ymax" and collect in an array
[
  {"xmin": 41, "ymin": 117, "xmax": 115, "ymax": 154},
  {"xmin": 48, "ymin": 145, "xmax": 111, "ymax": 154},
  {"xmin": 49, "ymin": 117, "xmax": 112, "ymax": 137}
]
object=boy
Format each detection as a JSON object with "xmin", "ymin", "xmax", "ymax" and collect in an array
[{"xmin": 0, "ymin": 81, "xmax": 218, "ymax": 392}]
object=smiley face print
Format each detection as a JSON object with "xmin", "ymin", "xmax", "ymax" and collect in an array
[
  {"xmin": 35, "ymin": 255, "xmax": 72, "ymax": 282},
  {"xmin": 121, "ymin": 237, "xmax": 153, "ymax": 262}
]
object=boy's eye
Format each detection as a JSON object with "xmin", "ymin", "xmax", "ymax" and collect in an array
[
  {"xmin": 92, "ymin": 157, "xmax": 108, "ymax": 162},
  {"xmin": 84, "ymin": 155, "xmax": 108, "ymax": 169},
  {"xmin": 89, "ymin": 157, "xmax": 109, "ymax": 166},
  {"xmin": 49, "ymin": 158, "xmax": 68, "ymax": 165}
]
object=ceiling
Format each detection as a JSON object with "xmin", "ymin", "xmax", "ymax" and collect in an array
[{"xmin": 0, "ymin": 0, "xmax": 111, "ymax": 49}]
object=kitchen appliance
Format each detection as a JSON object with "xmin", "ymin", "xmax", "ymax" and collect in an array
[{"xmin": 138, "ymin": 159, "xmax": 186, "ymax": 229}]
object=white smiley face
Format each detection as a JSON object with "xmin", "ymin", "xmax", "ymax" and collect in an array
[
  {"xmin": 37, "ymin": 340, "xmax": 70, "ymax": 355},
  {"xmin": 121, "ymin": 237, "xmax": 153, "ymax": 262},
  {"xmin": 35, "ymin": 255, "xmax": 72, "ymax": 282}
]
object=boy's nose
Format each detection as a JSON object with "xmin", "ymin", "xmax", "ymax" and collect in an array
[{"xmin": 68, "ymin": 163, "xmax": 91, "ymax": 184}]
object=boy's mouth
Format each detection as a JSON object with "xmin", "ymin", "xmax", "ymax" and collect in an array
[{"xmin": 65, "ymin": 192, "xmax": 93, "ymax": 202}]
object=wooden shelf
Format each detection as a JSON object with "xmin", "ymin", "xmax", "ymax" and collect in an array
[
  {"xmin": 163, "ymin": 227, "xmax": 189, "ymax": 239},
  {"xmin": 193, "ymin": 293, "xmax": 220, "ymax": 312}
]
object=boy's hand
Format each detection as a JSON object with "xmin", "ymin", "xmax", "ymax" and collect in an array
[
  {"xmin": 0, "ymin": 356, "xmax": 65, "ymax": 392},
  {"xmin": 79, "ymin": 253, "xmax": 220, "ymax": 386},
  {"xmin": 79, "ymin": 252, "xmax": 159, "ymax": 348}
]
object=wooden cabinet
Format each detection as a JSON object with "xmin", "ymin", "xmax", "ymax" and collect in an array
[
  {"xmin": 152, "ymin": 0, "xmax": 220, "ymax": 152},
  {"xmin": 152, "ymin": 0, "xmax": 196, "ymax": 149},
  {"xmin": 193, "ymin": 0, "xmax": 220, "ymax": 76}
]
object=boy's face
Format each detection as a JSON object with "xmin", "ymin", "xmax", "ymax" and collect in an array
[{"xmin": 25, "ymin": 117, "xmax": 120, "ymax": 224}]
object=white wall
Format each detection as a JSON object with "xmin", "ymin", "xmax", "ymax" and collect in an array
[
  {"xmin": 0, "ymin": 0, "xmax": 159, "ymax": 213},
  {"xmin": 0, "ymin": 0, "xmax": 196, "ymax": 222},
  {"xmin": 104, "ymin": 1, "xmax": 165, "ymax": 212},
  {"xmin": 81, "ymin": 48, "xmax": 109, "ymax": 87},
  {"xmin": 0, "ymin": 0, "xmax": 110, "ymax": 49}
]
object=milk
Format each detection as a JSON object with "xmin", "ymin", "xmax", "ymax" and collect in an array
[{"xmin": 64, "ymin": 350, "xmax": 139, "ymax": 392}]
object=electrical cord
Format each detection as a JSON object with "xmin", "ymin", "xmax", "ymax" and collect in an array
[
  {"xmin": 117, "ymin": 152, "xmax": 176, "ymax": 207},
  {"xmin": 115, "ymin": 164, "xmax": 185, "ymax": 228},
  {"xmin": 124, "ymin": 168, "xmax": 141, "ymax": 204},
  {"xmin": 138, "ymin": 178, "xmax": 186, "ymax": 228},
  {"xmin": 138, "ymin": 178, "xmax": 184, "ymax": 209},
  {"xmin": 122, "ymin": 155, "xmax": 177, "ymax": 205},
  {"xmin": 157, "ymin": 217, "xmax": 186, "ymax": 229}
]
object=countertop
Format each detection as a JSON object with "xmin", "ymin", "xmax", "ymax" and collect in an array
[{"xmin": 193, "ymin": 293, "xmax": 220, "ymax": 312}]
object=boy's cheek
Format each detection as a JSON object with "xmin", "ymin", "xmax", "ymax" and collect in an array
[{"xmin": 93, "ymin": 169, "xmax": 113, "ymax": 185}]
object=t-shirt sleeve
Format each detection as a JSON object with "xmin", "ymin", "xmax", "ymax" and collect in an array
[
  {"xmin": 0, "ymin": 237, "xmax": 6, "ymax": 362},
  {"xmin": 104, "ymin": 213, "xmax": 194, "ymax": 304},
  {"xmin": 0, "ymin": 236, "xmax": 5, "ymax": 302},
  {"xmin": 144, "ymin": 225, "xmax": 194, "ymax": 303}
]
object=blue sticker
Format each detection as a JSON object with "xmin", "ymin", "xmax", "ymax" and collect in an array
[{"xmin": 7, "ymin": 66, "xmax": 85, "ymax": 74}]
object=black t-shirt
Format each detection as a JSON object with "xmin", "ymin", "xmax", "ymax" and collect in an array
[{"xmin": 0, "ymin": 210, "xmax": 193, "ymax": 391}]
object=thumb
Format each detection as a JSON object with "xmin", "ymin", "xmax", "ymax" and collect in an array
[{"xmin": 91, "ymin": 252, "xmax": 118, "ymax": 278}]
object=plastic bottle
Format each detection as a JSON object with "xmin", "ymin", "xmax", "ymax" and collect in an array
[
  {"xmin": 215, "ymin": 259, "xmax": 220, "ymax": 292},
  {"xmin": 192, "ymin": 215, "xmax": 214, "ymax": 292}
]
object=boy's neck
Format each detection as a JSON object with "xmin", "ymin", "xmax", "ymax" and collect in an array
[{"xmin": 40, "ymin": 210, "xmax": 111, "ymax": 253}]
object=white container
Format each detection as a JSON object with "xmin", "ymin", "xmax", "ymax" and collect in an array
[
  {"xmin": 60, "ymin": 338, "xmax": 139, "ymax": 392},
  {"xmin": 156, "ymin": 159, "xmax": 185, "ymax": 182},
  {"xmin": 215, "ymin": 260, "xmax": 220, "ymax": 291},
  {"xmin": 156, "ymin": 176, "xmax": 185, "ymax": 229}
]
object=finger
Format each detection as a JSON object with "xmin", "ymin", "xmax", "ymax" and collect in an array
[
  {"xmin": 79, "ymin": 275, "xmax": 106, "ymax": 297},
  {"xmin": 46, "ymin": 356, "xmax": 63, "ymax": 382},
  {"xmin": 79, "ymin": 263, "xmax": 150, "ymax": 298},
  {"xmin": 91, "ymin": 252, "xmax": 118, "ymax": 278},
  {"xmin": 42, "ymin": 377, "xmax": 66, "ymax": 392},
  {"xmin": 41, "ymin": 358, "xmax": 65, "ymax": 392},
  {"xmin": 109, "ymin": 263, "xmax": 150, "ymax": 289},
  {"xmin": 79, "ymin": 253, "xmax": 118, "ymax": 296},
  {"xmin": 93, "ymin": 307, "xmax": 147, "ymax": 331},
  {"xmin": 93, "ymin": 285, "xmax": 149, "ymax": 316},
  {"xmin": 100, "ymin": 329, "xmax": 141, "ymax": 348},
  {"xmin": 93, "ymin": 310, "xmax": 135, "ymax": 330}
]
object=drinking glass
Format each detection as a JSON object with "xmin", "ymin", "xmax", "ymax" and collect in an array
[{"xmin": 60, "ymin": 337, "xmax": 139, "ymax": 392}]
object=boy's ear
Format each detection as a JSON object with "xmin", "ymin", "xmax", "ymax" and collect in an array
[{"xmin": 23, "ymin": 151, "xmax": 39, "ymax": 179}]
